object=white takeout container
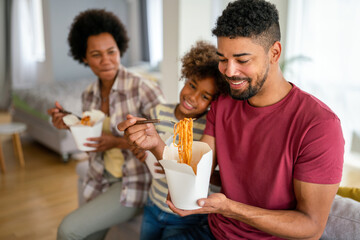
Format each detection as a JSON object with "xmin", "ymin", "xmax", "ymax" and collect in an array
[
  {"xmin": 70, "ymin": 120, "xmax": 104, "ymax": 151},
  {"xmin": 63, "ymin": 110, "xmax": 105, "ymax": 151},
  {"xmin": 159, "ymin": 141, "xmax": 212, "ymax": 210}
]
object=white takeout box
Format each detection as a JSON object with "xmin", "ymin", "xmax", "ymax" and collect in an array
[
  {"xmin": 70, "ymin": 120, "xmax": 104, "ymax": 151},
  {"xmin": 63, "ymin": 110, "xmax": 105, "ymax": 151},
  {"xmin": 159, "ymin": 141, "xmax": 213, "ymax": 210}
]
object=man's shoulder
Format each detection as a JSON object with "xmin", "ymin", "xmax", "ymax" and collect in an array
[{"xmin": 293, "ymin": 86, "xmax": 339, "ymax": 121}]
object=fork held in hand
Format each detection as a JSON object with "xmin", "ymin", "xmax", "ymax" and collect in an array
[
  {"xmin": 134, "ymin": 119, "xmax": 177, "ymax": 125},
  {"xmin": 58, "ymin": 108, "xmax": 82, "ymax": 120}
]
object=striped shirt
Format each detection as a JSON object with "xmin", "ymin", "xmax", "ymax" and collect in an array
[
  {"xmin": 82, "ymin": 65, "xmax": 165, "ymax": 207},
  {"xmin": 149, "ymin": 103, "xmax": 207, "ymax": 213}
]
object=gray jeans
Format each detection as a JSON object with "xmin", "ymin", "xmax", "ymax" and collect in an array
[{"xmin": 57, "ymin": 162, "xmax": 141, "ymax": 240}]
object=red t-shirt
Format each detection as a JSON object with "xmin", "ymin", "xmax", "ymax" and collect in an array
[{"xmin": 204, "ymin": 84, "xmax": 344, "ymax": 239}]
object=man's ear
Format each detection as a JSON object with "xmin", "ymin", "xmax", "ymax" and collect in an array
[
  {"xmin": 269, "ymin": 41, "xmax": 282, "ymax": 64},
  {"xmin": 83, "ymin": 58, "xmax": 88, "ymax": 64}
]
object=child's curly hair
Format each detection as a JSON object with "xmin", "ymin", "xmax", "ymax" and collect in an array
[
  {"xmin": 67, "ymin": 9, "xmax": 129, "ymax": 65},
  {"xmin": 212, "ymin": 0, "xmax": 280, "ymax": 51},
  {"xmin": 181, "ymin": 41, "xmax": 228, "ymax": 98}
]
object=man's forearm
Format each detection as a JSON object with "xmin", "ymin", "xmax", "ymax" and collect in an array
[{"xmin": 223, "ymin": 199, "xmax": 325, "ymax": 239}]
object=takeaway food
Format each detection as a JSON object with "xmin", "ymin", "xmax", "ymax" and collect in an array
[
  {"xmin": 63, "ymin": 109, "xmax": 104, "ymax": 127},
  {"xmin": 62, "ymin": 109, "xmax": 105, "ymax": 151}
]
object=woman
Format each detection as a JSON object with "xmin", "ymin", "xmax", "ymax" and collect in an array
[{"xmin": 48, "ymin": 9, "xmax": 165, "ymax": 240}]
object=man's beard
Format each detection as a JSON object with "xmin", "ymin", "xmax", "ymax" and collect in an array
[{"xmin": 225, "ymin": 66, "xmax": 269, "ymax": 101}]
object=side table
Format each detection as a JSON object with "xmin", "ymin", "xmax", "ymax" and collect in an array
[{"xmin": 0, "ymin": 122, "xmax": 27, "ymax": 173}]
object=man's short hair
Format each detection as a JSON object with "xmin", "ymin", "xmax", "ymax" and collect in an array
[{"xmin": 212, "ymin": 0, "xmax": 281, "ymax": 50}]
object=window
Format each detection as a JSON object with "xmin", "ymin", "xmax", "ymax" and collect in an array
[
  {"xmin": 285, "ymin": 0, "xmax": 360, "ymax": 156},
  {"xmin": 11, "ymin": 0, "xmax": 45, "ymax": 88},
  {"xmin": 146, "ymin": 0, "xmax": 163, "ymax": 68},
  {"xmin": 29, "ymin": 0, "xmax": 45, "ymax": 62}
]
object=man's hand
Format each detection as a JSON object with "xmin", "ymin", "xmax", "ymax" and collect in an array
[
  {"xmin": 117, "ymin": 114, "xmax": 166, "ymax": 159},
  {"xmin": 166, "ymin": 180, "xmax": 339, "ymax": 239},
  {"xmin": 130, "ymin": 145, "xmax": 148, "ymax": 162},
  {"xmin": 167, "ymin": 193, "xmax": 228, "ymax": 217}
]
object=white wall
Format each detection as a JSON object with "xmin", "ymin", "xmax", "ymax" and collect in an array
[
  {"xmin": 45, "ymin": 0, "xmax": 131, "ymax": 82},
  {"xmin": 162, "ymin": 0, "xmax": 224, "ymax": 103},
  {"xmin": 268, "ymin": 0, "xmax": 288, "ymax": 63},
  {"xmin": 161, "ymin": 0, "xmax": 180, "ymax": 103}
]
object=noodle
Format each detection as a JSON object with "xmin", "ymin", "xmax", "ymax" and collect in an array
[
  {"xmin": 173, "ymin": 118, "xmax": 193, "ymax": 165},
  {"xmin": 80, "ymin": 116, "xmax": 92, "ymax": 126}
]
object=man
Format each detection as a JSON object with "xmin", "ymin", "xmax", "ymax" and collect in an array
[{"xmin": 118, "ymin": 0, "xmax": 344, "ymax": 239}]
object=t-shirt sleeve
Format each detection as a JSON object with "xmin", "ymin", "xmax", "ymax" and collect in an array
[
  {"xmin": 204, "ymin": 100, "xmax": 217, "ymax": 137},
  {"xmin": 294, "ymin": 118, "xmax": 344, "ymax": 184}
]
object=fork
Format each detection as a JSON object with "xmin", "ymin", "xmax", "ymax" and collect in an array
[
  {"xmin": 134, "ymin": 118, "xmax": 196, "ymax": 125},
  {"xmin": 134, "ymin": 119, "xmax": 177, "ymax": 125},
  {"xmin": 58, "ymin": 108, "xmax": 82, "ymax": 120}
]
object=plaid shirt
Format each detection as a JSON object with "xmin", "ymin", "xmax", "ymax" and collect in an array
[{"xmin": 81, "ymin": 65, "xmax": 165, "ymax": 207}]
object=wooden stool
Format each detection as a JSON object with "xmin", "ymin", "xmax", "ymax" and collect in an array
[{"xmin": 0, "ymin": 122, "xmax": 27, "ymax": 173}]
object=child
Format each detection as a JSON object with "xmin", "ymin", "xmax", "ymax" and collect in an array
[{"xmin": 139, "ymin": 41, "xmax": 226, "ymax": 240}]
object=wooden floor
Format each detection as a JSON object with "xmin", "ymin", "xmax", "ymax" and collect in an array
[{"xmin": 0, "ymin": 136, "xmax": 78, "ymax": 240}]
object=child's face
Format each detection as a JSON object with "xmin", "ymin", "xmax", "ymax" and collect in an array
[{"xmin": 176, "ymin": 77, "xmax": 217, "ymax": 119}]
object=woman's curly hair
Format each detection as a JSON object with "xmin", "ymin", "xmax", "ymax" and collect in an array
[
  {"xmin": 67, "ymin": 9, "xmax": 129, "ymax": 65},
  {"xmin": 212, "ymin": 0, "xmax": 280, "ymax": 50},
  {"xmin": 181, "ymin": 41, "xmax": 228, "ymax": 98}
]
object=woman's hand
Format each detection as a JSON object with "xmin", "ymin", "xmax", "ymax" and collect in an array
[
  {"xmin": 86, "ymin": 133, "xmax": 122, "ymax": 152},
  {"xmin": 47, "ymin": 101, "xmax": 69, "ymax": 129}
]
